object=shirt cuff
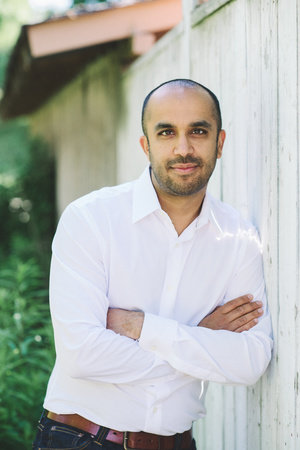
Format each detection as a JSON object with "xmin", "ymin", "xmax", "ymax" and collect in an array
[{"xmin": 139, "ymin": 312, "xmax": 178, "ymax": 356}]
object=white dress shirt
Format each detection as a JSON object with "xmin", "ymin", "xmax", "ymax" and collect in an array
[{"xmin": 44, "ymin": 167, "xmax": 272, "ymax": 435}]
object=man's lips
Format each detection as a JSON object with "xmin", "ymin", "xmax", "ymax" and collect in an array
[{"xmin": 170, "ymin": 164, "xmax": 200, "ymax": 173}]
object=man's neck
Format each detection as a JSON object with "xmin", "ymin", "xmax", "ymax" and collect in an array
[{"xmin": 154, "ymin": 184, "xmax": 206, "ymax": 236}]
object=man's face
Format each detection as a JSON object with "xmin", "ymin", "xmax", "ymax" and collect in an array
[{"xmin": 140, "ymin": 85, "xmax": 225, "ymax": 198}]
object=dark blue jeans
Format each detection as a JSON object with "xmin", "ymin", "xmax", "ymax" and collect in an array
[
  {"xmin": 32, "ymin": 411, "xmax": 197, "ymax": 450},
  {"xmin": 32, "ymin": 411, "xmax": 123, "ymax": 450}
]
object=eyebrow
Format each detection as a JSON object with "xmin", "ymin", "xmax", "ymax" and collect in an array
[
  {"xmin": 154, "ymin": 122, "xmax": 174, "ymax": 131},
  {"xmin": 154, "ymin": 120, "xmax": 213, "ymax": 132},
  {"xmin": 189, "ymin": 120, "xmax": 212, "ymax": 129}
]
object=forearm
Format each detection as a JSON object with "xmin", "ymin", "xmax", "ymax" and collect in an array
[
  {"xmin": 106, "ymin": 308, "xmax": 144, "ymax": 340},
  {"xmin": 54, "ymin": 317, "xmax": 177, "ymax": 384},
  {"xmin": 138, "ymin": 311, "xmax": 272, "ymax": 385},
  {"xmin": 105, "ymin": 288, "xmax": 271, "ymax": 383},
  {"xmin": 105, "ymin": 295, "xmax": 271, "ymax": 384}
]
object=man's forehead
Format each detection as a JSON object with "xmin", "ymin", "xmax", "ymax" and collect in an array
[
  {"xmin": 146, "ymin": 84, "xmax": 215, "ymax": 121},
  {"xmin": 149, "ymin": 83, "xmax": 208, "ymax": 102}
]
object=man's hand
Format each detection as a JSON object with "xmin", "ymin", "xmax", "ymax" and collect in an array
[
  {"xmin": 107, "ymin": 308, "xmax": 144, "ymax": 340},
  {"xmin": 198, "ymin": 295, "xmax": 263, "ymax": 332}
]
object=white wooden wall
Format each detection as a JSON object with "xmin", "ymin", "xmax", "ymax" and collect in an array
[{"xmin": 117, "ymin": 0, "xmax": 300, "ymax": 448}]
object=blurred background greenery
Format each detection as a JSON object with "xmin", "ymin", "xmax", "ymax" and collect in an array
[
  {"xmin": 0, "ymin": 2, "xmax": 55, "ymax": 448},
  {"xmin": 0, "ymin": 0, "xmax": 104, "ymax": 447}
]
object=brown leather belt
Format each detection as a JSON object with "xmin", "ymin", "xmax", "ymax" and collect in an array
[{"xmin": 47, "ymin": 412, "xmax": 192, "ymax": 450}]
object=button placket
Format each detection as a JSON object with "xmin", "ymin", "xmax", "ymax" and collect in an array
[
  {"xmin": 159, "ymin": 241, "xmax": 185, "ymax": 317},
  {"xmin": 144, "ymin": 385, "xmax": 163, "ymax": 432}
]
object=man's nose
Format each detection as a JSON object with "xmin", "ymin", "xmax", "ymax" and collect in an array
[{"xmin": 174, "ymin": 135, "xmax": 193, "ymax": 156}]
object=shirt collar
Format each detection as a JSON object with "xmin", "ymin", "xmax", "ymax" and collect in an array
[
  {"xmin": 196, "ymin": 192, "xmax": 225, "ymax": 235},
  {"xmin": 132, "ymin": 166, "xmax": 225, "ymax": 235},
  {"xmin": 132, "ymin": 166, "xmax": 161, "ymax": 223}
]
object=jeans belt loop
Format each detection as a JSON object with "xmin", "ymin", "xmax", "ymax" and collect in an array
[{"xmin": 123, "ymin": 431, "xmax": 128, "ymax": 450}]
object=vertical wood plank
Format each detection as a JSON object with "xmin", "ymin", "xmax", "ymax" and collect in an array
[
  {"xmin": 277, "ymin": 0, "xmax": 298, "ymax": 447},
  {"xmin": 259, "ymin": 0, "xmax": 279, "ymax": 448},
  {"xmin": 243, "ymin": 1, "xmax": 264, "ymax": 447},
  {"xmin": 223, "ymin": 386, "xmax": 235, "ymax": 450},
  {"xmin": 193, "ymin": 384, "xmax": 225, "ymax": 450},
  {"xmin": 217, "ymin": 0, "xmax": 249, "ymax": 213},
  {"xmin": 295, "ymin": 0, "xmax": 300, "ymax": 446},
  {"xmin": 234, "ymin": 386, "xmax": 247, "ymax": 449}
]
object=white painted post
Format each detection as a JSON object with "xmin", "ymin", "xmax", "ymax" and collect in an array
[{"xmin": 181, "ymin": 0, "xmax": 193, "ymax": 78}]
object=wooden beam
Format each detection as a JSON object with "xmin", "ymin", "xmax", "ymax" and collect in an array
[{"xmin": 27, "ymin": 0, "xmax": 182, "ymax": 58}]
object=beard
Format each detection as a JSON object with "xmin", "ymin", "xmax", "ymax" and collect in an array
[{"xmin": 149, "ymin": 150, "xmax": 218, "ymax": 197}]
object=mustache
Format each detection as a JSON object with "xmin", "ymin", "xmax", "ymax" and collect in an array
[{"xmin": 166, "ymin": 156, "xmax": 203, "ymax": 168}]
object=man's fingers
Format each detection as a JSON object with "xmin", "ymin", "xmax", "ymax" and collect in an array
[
  {"xmin": 235, "ymin": 318, "xmax": 260, "ymax": 333},
  {"xmin": 230, "ymin": 307, "xmax": 263, "ymax": 331},
  {"xmin": 220, "ymin": 295, "xmax": 253, "ymax": 313},
  {"xmin": 227, "ymin": 300, "xmax": 263, "ymax": 323},
  {"xmin": 198, "ymin": 294, "xmax": 264, "ymax": 332}
]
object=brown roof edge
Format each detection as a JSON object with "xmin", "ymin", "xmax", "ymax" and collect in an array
[
  {"xmin": 0, "ymin": 0, "xmax": 182, "ymax": 120},
  {"xmin": 0, "ymin": 38, "xmax": 131, "ymax": 120},
  {"xmin": 27, "ymin": 0, "xmax": 181, "ymax": 58}
]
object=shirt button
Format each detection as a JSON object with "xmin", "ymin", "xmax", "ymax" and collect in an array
[{"xmin": 153, "ymin": 407, "xmax": 158, "ymax": 413}]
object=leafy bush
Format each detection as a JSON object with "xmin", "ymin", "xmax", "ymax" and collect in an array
[
  {"xmin": 0, "ymin": 122, "xmax": 56, "ymax": 270},
  {"xmin": 0, "ymin": 257, "xmax": 55, "ymax": 449},
  {"xmin": 0, "ymin": 6, "xmax": 56, "ymax": 447},
  {"xmin": 0, "ymin": 120, "xmax": 56, "ymax": 448}
]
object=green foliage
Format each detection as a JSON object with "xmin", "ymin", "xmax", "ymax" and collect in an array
[
  {"xmin": 0, "ymin": 0, "xmax": 43, "ymax": 92},
  {"xmin": 18, "ymin": 135, "xmax": 56, "ymax": 269},
  {"xmin": 0, "ymin": 123, "xmax": 55, "ymax": 445},
  {"xmin": 0, "ymin": 3, "xmax": 67, "ymax": 448},
  {"xmin": 0, "ymin": 257, "xmax": 55, "ymax": 449},
  {"xmin": 0, "ymin": 119, "xmax": 31, "ymax": 174},
  {"xmin": 0, "ymin": 0, "xmax": 56, "ymax": 267},
  {"xmin": 0, "ymin": 49, "xmax": 56, "ymax": 450},
  {"xmin": 0, "ymin": 0, "xmax": 35, "ymax": 92},
  {"xmin": 0, "ymin": 122, "xmax": 56, "ymax": 269},
  {"xmin": 0, "ymin": 0, "xmax": 33, "ymax": 52},
  {"xmin": 0, "ymin": 51, "xmax": 10, "ymax": 89}
]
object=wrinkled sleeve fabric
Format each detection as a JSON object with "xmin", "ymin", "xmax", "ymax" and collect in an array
[
  {"xmin": 139, "ymin": 228, "xmax": 273, "ymax": 385},
  {"xmin": 50, "ymin": 203, "xmax": 176, "ymax": 384}
]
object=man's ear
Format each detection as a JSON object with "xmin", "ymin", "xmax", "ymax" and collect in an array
[
  {"xmin": 139, "ymin": 136, "xmax": 150, "ymax": 160},
  {"xmin": 217, "ymin": 130, "xmax": 226, "ymax": 159}
]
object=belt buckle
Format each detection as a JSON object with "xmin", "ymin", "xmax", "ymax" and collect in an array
[{"xmin": 123, "ymin": 431, "xmax": 128, "ymax": 450}]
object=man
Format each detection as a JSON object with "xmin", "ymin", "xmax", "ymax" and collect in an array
[{"xmin": 33, "ymin": 79, "xmax": 272, "ymax": 449}]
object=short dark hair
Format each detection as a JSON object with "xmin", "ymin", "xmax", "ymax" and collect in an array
[{"xmin": 141, "ymin": 79, "xmax": 222, "ymax": 137}]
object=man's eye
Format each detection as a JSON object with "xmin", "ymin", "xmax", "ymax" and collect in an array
[
  {"xmin": 191, "ymin": 128, "xmax": 207, "ymax": 135},
  {"xmin": 158, "ymin": 130, "xmax": 174, "ymax": 136}
]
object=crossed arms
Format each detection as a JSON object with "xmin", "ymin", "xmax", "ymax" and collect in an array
[
  {"xmin": 107, "ymin": 294, "xmax": 264, "ymax": 340},
  {"xmin": 50, "ymin": 204, "xmax": 272, "ymax": 386},
  {"xmin": 105, "ymin": 295, "xmax": 272, "ymax": 385}
]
